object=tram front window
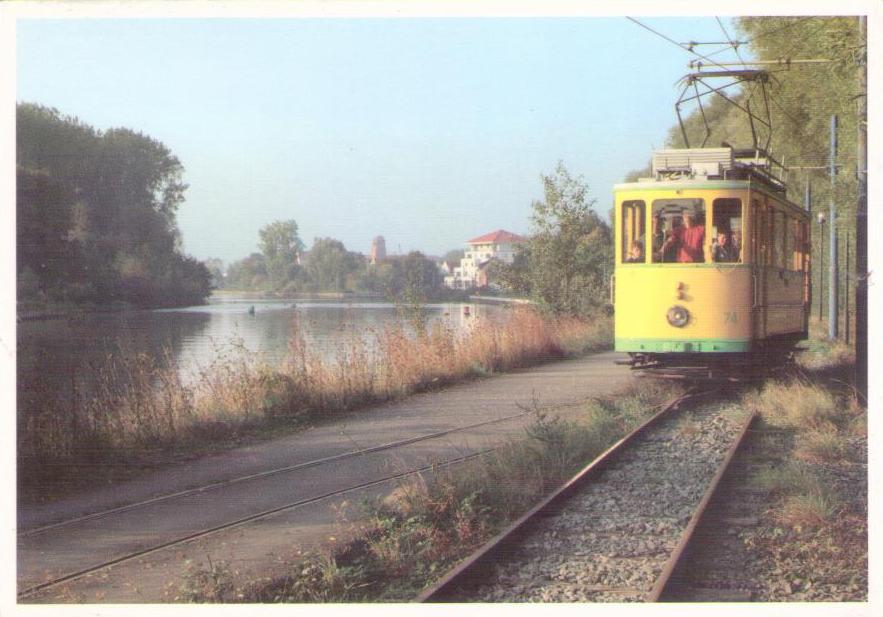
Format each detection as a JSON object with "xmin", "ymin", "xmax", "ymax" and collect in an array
[
  {"xmin": 621, "ymin": 200, "xmax": 646, "ymax": 263},
  {"xmin": 651, "ymin": 199, "xmax": 705, "ymax": 263},
  {"xmin": 711, "ymin": 198, "xmax": 743, "ymax": 263}
]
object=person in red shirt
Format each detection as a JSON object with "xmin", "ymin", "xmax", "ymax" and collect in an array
[{"xmin": 657, "ymin": 212, "xmax": 705, "ymax": 263}]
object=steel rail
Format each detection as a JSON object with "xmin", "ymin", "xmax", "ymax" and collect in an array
[
  {"xmin": 18, "ymin": 448, "xmax": 494, "ymax": 599},
  {"xmin": 416, "ymin": 392, "xmax": 694, "ymax": 602},
  {"xmin": 646, "ymin": 409, "xmax": 757, "ymax": 601},
  {"xmin": 20, "ymin": 408, "xmax": 538, "ymax": 538}
]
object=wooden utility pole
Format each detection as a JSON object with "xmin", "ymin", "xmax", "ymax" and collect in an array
[{"xmin": 855, "ymin": 15, "xmax": 867, "ymax": 399}]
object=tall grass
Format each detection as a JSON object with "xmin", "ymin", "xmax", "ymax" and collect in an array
[
  {"xmin": 743, "ymin": 337, "xmax": 865, "ymax": 533},
  {"xmin": 745, "ymin": 379, "xmax": 841, "ymax": 431},
  {"xmin": 19, "ymin": 308, "xmax": 611, "ymax": 490}
]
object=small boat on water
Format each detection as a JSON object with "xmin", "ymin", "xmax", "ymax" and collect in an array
[{"xmin": 247, "ymin": 305, "xmax": 255, "ymax": 315}]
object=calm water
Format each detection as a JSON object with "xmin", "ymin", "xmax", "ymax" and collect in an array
[{"xmin": 17, "ymin": 298, "xmax": 498, "ymax": 417}]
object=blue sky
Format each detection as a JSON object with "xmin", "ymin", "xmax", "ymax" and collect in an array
[{"xmin": 17, "ymin": 15, "xmax": 751, "ymax": 264}]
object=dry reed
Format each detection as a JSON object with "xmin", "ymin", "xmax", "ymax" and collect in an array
[{"xmin": 19, "ymin": 307, "xmax": 610, "ymax": 484}]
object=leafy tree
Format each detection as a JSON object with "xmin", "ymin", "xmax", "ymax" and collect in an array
[
  {"xmin": 203, "ymin": 258, "xmax": 225, "ymax": 289},
  {"xmin": 525, "ymin": 163, "xmax": 612, "ymax": 315},
  {"xmin": 397, "ymin": 251, "xmax": 443, "ymax": 304},
  {"xmin": 303, "ymin": 237, "xmax": 362, "ymax": 292},
  {"xmin": 258, "ymin": 220, "xmax": 304, "ymax": 289},
  {"xmin": 225, "ymin": 253, "xmax": 269, "ymax": 290},
  {"xmin": 352, "ymin": 252, "xmax": 442, "ymax": 302},
  {"xmin": 622, "ymin": 166, "xmax": 650, "ymax": 183},
  {"xmin": 16, "ymin": 103, "xmax": 211, "ymax": 307},
  {"xmin": 16, "ymin": 167, "xmax": 76, "ymax": 298},
  {"xmin": 441, "ymin": 249, "xmax": 465, "ymax": 266},
  {"xmin": 486, "ymin": 249, "xmax": 531, "ymax": 294}
]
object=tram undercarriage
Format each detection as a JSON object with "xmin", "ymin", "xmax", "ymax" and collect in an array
[{"xmin": 619, "ymin": 349, "xmax": 800, "ymax": 381}]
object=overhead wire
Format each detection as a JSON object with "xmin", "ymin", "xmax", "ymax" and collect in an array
[
  {"xmin": 716, "ymin": 17, "xmax": 748, "ymax": 69},
  {"xmin": 700, "ymin": 16, "xmax": 817, "ymax": 60},
  {"xmin": 627, "ymin": 16, "xmax": 849, "ymax": 169},
  {"xmin": 773, "ymin": 18, "xmax": 831, "ymax": 69},
  {"xmin": 625, "ymin": 17, "xmax": 733, "ymax": 73}
]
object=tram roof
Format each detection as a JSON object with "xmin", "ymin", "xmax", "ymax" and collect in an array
[
  {"xmin": 613, "ymin": 178, "xmax": 808, "ymax": 217},
  {"xmin": 613, "ymin": 178, "xmax": 755, "ymax": 191}
]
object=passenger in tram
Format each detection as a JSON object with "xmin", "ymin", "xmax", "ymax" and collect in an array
[
  {"xmin": 625, "ymin": 240, "xmax": 644, "ymax": 262},
  {"xmin": 654, "ymin": 217, "xmax": 681, "ymax": 263},
  {"xmin": 652, "ymin": 212, "xmax": 665, "ymax": 255},
  {"xmin": 732, "ymin": 229, "xmax": 743, "ymax": 255},
  {"xmin": 656, "ymin": 211, "xmax": 705, "ymax": 263},
  {"xmin": 712, "ymin": 229, "xmax": 738, "ymax": 262}
]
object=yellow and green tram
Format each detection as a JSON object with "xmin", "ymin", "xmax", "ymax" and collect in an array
[{"xmin": 613, "ymin": 148, "xmax": 810, "ymax": 375}]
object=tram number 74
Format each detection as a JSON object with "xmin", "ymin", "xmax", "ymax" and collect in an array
[{"xmin": 724, "ymin": 311, "xmax": 738, "ymax": 324}]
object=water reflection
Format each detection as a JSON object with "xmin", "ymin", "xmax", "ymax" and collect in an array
[{"xmin": 17, "ymin": 299, "xmax": 497, "ymax": 421}]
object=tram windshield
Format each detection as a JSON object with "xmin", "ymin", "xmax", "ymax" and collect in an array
[
  {"xmin": 711, "ymin": 198, "xmax": 743, "ymax": 263},
  {"xmin": 651, "ymin": 199, "xmax": 705, "ymax": 263}
]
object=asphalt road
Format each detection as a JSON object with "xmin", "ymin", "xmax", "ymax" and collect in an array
[{"xmin": 18, "ymin": 350, "xmax": 632, "ymax": 602}]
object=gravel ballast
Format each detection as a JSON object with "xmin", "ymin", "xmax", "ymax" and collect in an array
[{"xmin": 446, "ymin": 402, "xmax": 748, "ymax": 602}]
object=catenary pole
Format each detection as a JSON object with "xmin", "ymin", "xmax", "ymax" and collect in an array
[
  {"xmin": 805, "ymin": 178, "xmax": 815, "ymax": 321},
  {"xmin": 828, "ymin": 115, "xmax": 838, "ymax": 339},
  {"xmin": 855, "ymin": 15, "xmax": 867, "ymax": 399},
  {"xmin": 845, "ymin": 238, "xmax": 850, "ymax": 345},
  {"xmin": 819, "ymin": 212, "xmax": 825, "ymax": 323}
]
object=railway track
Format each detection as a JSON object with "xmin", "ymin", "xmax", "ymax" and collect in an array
[
  {"xmin": 17, "ymin": 408, "xmax": 546, "ymax": 599},
  {"xmin": 418, "ymin": 393, "xmax": 754, "ymax": 603}
]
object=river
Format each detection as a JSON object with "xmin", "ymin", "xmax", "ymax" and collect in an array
[{"xmin": 17, "ymin": 297, "xmax": 498, "ymax": 421}]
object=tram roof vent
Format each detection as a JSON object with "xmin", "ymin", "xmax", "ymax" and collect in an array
[{"xmin": 651, "ymin": 148, "xmax": 733, "ymax": 180}]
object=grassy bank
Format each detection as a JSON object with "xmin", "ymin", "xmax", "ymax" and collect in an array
[
  {"xmin": 175, "ymin": 380, "xmax": 682, "ymax": 602},
  {"xmin": 19, "ymin": 307, "xmax": 611, "ymax": 498},
  {"xmin": 734, "ymin": 335, "xmax": 867, "ymax": 600}
]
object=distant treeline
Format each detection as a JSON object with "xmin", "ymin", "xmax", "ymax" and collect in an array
[
  {"xmin": 17, "ymin": 103, "xmax": 211, "ymax": 309},
  {"xmin": 220, "ymin": 220, "xmax": 463, "ymax": 303}
]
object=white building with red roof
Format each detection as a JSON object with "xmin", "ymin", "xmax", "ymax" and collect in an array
[{"xmin": 444, "ymin": 229, "xmax": 526, "ymax": 289}]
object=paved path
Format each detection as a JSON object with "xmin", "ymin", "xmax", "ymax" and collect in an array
[{"xmin": 19, "ymin": 351, "xmax": 632, "ymax": 602}]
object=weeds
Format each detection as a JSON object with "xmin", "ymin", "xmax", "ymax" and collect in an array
[
  {"xmin": 777, "ymin": 491, "xmax": 840, "ymax": 530},
  {"xmin": 178, "ymin": 557, "xmax": 236, "ymax": 602},
  {"xmin": 746, "ymin": 380, "xmax": 841, "ymax": 431},
  {"xmin": 750, "ymin": 462, "xmax": 824, "ymax": 496},
  {"xmin": 676, "ymin": 412, "xmax": 700, "ymax": 438},
  {"xmin": 793, "ymin": 431, "xmax": 850, "ymax": 464}
]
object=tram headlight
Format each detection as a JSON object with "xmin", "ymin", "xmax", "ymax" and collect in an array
[{"xmin": 666, "ymin": 305, "xmax": 690, "ymax": 328}]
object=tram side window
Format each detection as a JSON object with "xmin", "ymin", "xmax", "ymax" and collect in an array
[
  {"xmin": 711, "ymin": 198, "xmax": 742, "ymax": 263},
  {"xmin": 800, "ymin": 221, "xmax": 810, "ymax": 271},
  {"xmin": 791, "ymin": 218, "xmax": 805, "ymax": 271},
  {"xmin": 772, "ymin": 210, "xmax": 786, "ymax": 269},
  {"xmin": 750, "ymin": 199, "xmax": 762, "ymax": 264},
  {"xmin": 651, "ymin": 199, "xmax": 705, "ymax": 263},
  {"xmin": 785, "ymin": 215, "xmax": 797, "ymax": 270},
  {"xmin": 621, "ymin": 200, "xmax": 646, "ymax": 263}
]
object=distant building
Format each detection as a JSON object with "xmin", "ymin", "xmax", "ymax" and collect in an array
[
  {"xmin": 444, "ymin": 229, "xmax": 525, "ymax": 289},
  {"xmin": 439, "ymin": 260, "xmax": 456, "ymax": 276},
  {"xmin": 370, "ymin": 236, "xmax": 387, "ymax": 264}
]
